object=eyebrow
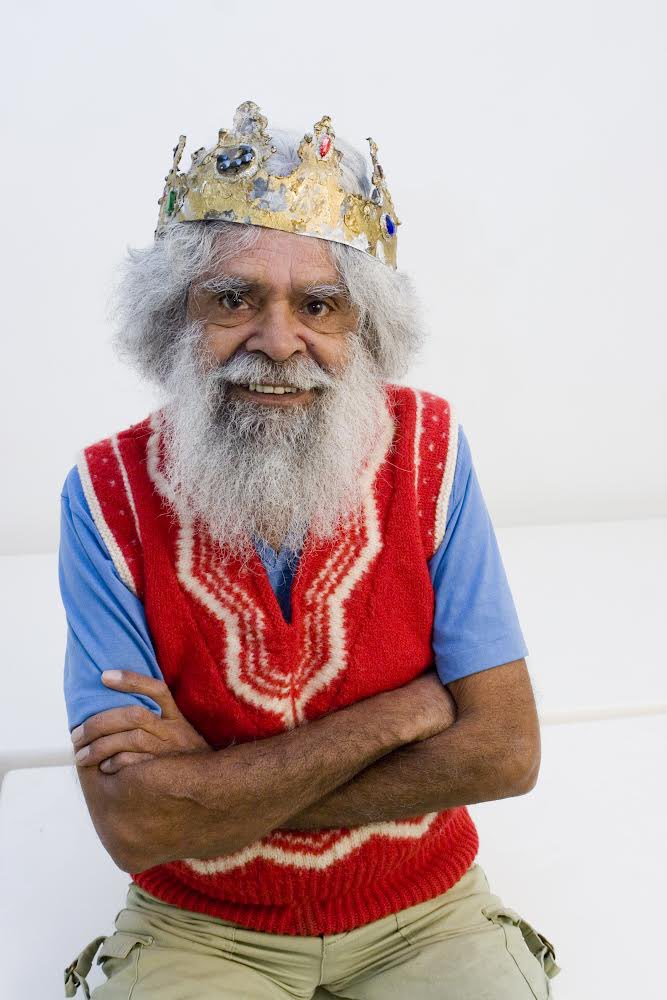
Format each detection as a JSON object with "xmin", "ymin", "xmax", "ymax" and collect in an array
[
  {"xmin": 198, "ymin": 275, "xmax": 253, "ymax": 295},
  {"xmin": 197, "ymin": 274, "xmax": 349, "ymax": 300},
  {"xmin": 302, "ymin": 281, "xmax": 349, "ymax": 299}
]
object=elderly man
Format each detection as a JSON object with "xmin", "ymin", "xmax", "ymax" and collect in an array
[{"xmin": 59, "ymin": 102, "xmax": 560, "ymax": 998}]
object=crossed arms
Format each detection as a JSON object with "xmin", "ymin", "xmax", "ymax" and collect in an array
[{"xmin": 73, "ymin": 659, "xmax": 540, "ymax": 874}]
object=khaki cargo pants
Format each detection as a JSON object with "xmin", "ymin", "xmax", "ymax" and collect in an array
[{"xmin": 65, "ymin": 863, "xmax": 560, "ymax": 998}]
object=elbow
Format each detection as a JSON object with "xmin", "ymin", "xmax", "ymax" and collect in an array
[
  {"xmin": 97, "ymin": 794, "xmax": 166, "ymax": 874},
  {"xmin": 102, "ymin": 822, "xmax": 157, "ymax": 875},
  {"xmin": 106, "ymin": 808, "xmax": 184, "ymax": 873},
  {"xmin": 108, "ymin": 833, "xmax": 171, "ymax": 875},
  {"xmin": 504, "ymin": 736, "xmax": 541, "ymax": 797},
  {"xmin": 104, "ymin": 811, "xmax": 245, "ymax": 874},
  {"xmin": 111, "ymin": 837, "xmax": 248, "ymax": 874}
]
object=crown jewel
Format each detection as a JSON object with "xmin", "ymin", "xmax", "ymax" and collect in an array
[{"xmin": 155, "ymin": 101, "xmax": 400, "ymax": 268}]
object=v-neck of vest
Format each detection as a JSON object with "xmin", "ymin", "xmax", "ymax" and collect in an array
[
  {"xmin": 253, "ymin": 535, "xmax": 298, "ymax": 569},
  {"xmin": 247, "ymin": 527, "xmax": 331, "ymax": 632}
]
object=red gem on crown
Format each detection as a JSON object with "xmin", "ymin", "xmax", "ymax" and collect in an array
[{"xmin": 319, "ymin": 136, "xmax": 332, "ymax": 158}]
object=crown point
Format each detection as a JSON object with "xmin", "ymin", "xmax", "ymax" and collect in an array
[{"xmin": 232, "ymin": 101, "xmax": 270, "ymax": 142}]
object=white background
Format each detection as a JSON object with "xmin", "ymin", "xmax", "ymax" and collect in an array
[{"xmin": 1, "ymin": 0, "xmax": 665, "ymax": 554}]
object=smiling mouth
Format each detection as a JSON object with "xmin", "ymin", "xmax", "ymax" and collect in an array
[
  {"xmin": 245, "ymin": 383, "xmax": 301, "ymax": 394},
  {"xmin": 231, "ymin": 383, "xmax": 314, "ymax": 402}
]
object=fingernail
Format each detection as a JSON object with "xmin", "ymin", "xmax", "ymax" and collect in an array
[
  {"xmin": 74, "ymin": 747, "xmax": 90, "ymax": 762},
  {"xmin": 102, "ymin": 670, "xmax": 123, "ymax": 684},
  {"xmin": 71, "ymin": 725, "xmax": 84, "ymax": 743}
]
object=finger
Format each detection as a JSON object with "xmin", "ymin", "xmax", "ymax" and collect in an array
[
  {"xmin": 74, "ymin": 730, "xmax": 161, "ymax": 767},
  {"xmin": 71, "ymin": 705, "xmax": 164, "ymax": 749},
  {"xmin": 101, "ymin": 671, "xmax": 180, "ymax": 719},
  {"xmin": 100, "ymin": 752, "xmax": 155, "ymax": 774}
]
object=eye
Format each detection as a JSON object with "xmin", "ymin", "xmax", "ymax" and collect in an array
[
  {"xmin": 218, "ymin": 290, "xmax": 247, "ymax": 310},
  {"xmin": 304, "ymin": 299, "xmax": 331, "ymax": 317}
]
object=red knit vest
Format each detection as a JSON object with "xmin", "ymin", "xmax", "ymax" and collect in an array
[{"xmin": 79, "ymin": 383, "xmax": 479, "ymax": 935}]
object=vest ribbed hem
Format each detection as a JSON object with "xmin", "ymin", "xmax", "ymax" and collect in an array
[{"xmin": 132, "ymin": 808, "xmax": 479, "ymax": 936}]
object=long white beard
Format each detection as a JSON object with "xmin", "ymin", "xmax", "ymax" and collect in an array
[{"xmin": 158, "ymin": 322, "xmax": 390, "ymax": 568}]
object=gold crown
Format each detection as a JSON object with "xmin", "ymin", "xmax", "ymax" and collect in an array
[{"xmin": 155, "ymin": 101, "xmax": 400, "ymax": 268}]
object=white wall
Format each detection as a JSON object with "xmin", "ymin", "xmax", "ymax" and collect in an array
[{"xmin": 2, "ymin": 0, "xmax": 665, "ymax": 554}]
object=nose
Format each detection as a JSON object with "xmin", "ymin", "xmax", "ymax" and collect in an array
[{"xmin": 243, "ymin": 301, "xmax": 308, "ymax": 363}]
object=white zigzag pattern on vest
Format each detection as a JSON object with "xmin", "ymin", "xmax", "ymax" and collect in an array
[{"xmin": 184, "ymin": 811, "xmax": 439, "ymax": 875}]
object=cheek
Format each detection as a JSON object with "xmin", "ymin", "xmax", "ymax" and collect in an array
[
  {"xmin": 316, "ymin": 336, "xmax": 352, "ymax": 372},
  {"xmin": 203, "ymin": 326, "xmax": 245, "ymax": 363}
]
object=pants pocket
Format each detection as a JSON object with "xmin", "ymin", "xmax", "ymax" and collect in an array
[
  {"xmin": 96, "ymin": 930, "xmax": 155, "ymax": 990},
  {"xmin": 482, "ymin": 905, "xmax": 561, "ymax": 999},
  {"xmin": 65, "ymin": 936, "xmax": 107, "ymax": 998},
  {"xmin": 64, "ymin": 931, "xmax": 154, "ymax": 997}
]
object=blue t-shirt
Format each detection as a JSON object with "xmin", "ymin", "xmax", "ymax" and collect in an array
[{"xmin": 58, "ymin": 425, "xmax": 528, "ymax": 731}]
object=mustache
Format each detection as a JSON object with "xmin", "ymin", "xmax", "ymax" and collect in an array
[{"xmin": 204, "ymin": 351, "xmax": 339, "ymax": 393}]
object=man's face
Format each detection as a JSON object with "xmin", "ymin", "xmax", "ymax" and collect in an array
[{"xmin": 186, "ymin": 227, "xmax": 359, "ymax": 402}]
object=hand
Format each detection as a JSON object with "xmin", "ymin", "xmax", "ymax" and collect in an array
[
  {"xmin": 71, "ymin": 670, "xmax": 211, "ymax": 774},
  {"xmin": 389, "ymin": 669, "xmax": 458, "ymax": 744}
]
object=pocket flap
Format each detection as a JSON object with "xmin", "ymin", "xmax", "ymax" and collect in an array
[
  {"xmin": 483, "ymin": 905, "xmax": 561, "ymax": 980},
  {"xmin": 97, "ymin": 931, "xmax": 154, "ymax": 961},
  {"xmin": 482, "ymin": 904, "xmax": 522, "ymax": 926}
]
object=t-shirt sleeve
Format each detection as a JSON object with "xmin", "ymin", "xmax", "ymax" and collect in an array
[
  {"xmin": 428, "ymin": 425, "xmax": 528, "ymax": 684},
  {"xmin": 58, "ymin": 464, "xmax": 164, "ymax": 731}
]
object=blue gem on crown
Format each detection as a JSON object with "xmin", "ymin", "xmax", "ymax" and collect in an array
[
  {"xmin": 382, "ymin": 213, "xmax": 396, "ymax": 238},
  {"xmin": 216, "ymin": 144, "xmax": 256, "ymax": 175}
]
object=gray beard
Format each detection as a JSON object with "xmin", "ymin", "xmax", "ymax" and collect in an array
[{"xmin": 158, "ymin": 322, "xmax": 390, "ymax": 568}]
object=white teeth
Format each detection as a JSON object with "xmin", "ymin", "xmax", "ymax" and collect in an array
[{"xmin": 247, "ymin": 384, "xmax": 300, "ymax": 394}]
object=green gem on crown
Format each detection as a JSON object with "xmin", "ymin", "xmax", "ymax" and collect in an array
[{"xmin": 166, "ymin": 190, "xmax": 177, "ymax": 214}]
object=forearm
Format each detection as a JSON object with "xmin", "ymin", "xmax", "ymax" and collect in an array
[
  {"xmin": 96, "ymin": 686, "xmax": 425, "ymax": 871},
  {"xmin": 282, "ymin": 709, "xmax": 540, "ymax": 830}
]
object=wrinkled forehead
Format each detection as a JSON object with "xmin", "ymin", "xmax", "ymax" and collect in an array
[{"xmin": 201, "ymin": 227, "xmax": 341, "ymax": 291}]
